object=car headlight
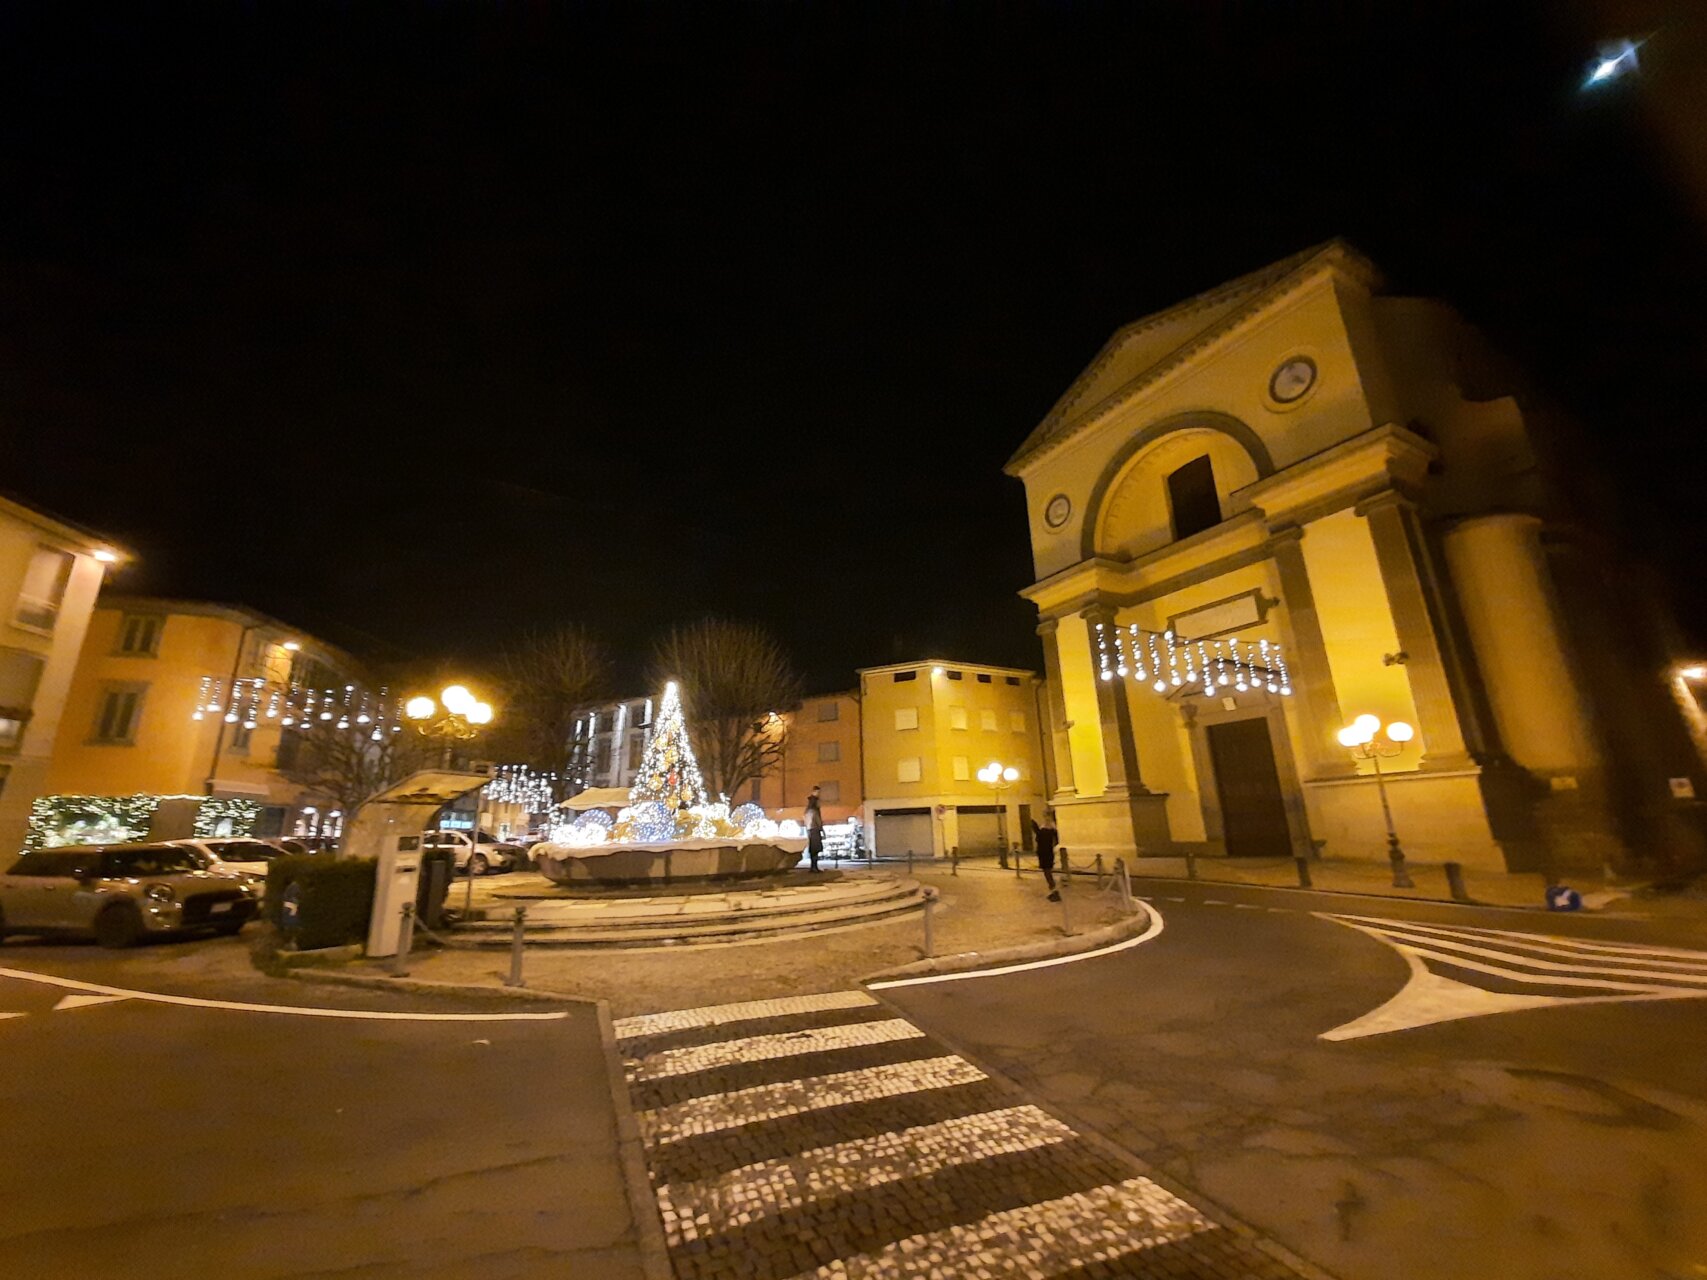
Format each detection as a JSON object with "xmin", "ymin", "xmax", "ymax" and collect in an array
[{"xmin": 145, "ymin": 883, "xmax": 177, "ymax": 904}]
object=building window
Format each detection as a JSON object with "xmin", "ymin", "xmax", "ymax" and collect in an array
[
  {"xmin": 1005, "ymin": 676, "xmax": 1021, "ymax": 686},
  {"xmin": 750, "ymin": 778, "xmax": 763, "ymax": 804},
  {"xmin": 594, "ymin": 738, "xmax": 613, "ymax": 776},
  {"xmin": 116, "ymin": 613, "xmax": 164, "ymax": 656},
  {"xmin": 976, "ymin": 673, "xmax": 992, "ymax": 684},
  {"xmin": 818, "ymin": 740, "xmax": 840, "ymax": 763},
  {"xmin": 897, "ymin": 757, "xmax": 922, "ymax": 783},
  {"xmin": 93, "ymin": 683, "xmax": 146, "ymax": 744},
  {"xmin": 893, "ymin": 670, "xmax": 917, "ymax": 683},
  {"xmin": 0, "ymin": 647, "xmax": 46, "ymax": 750},
  {"xmin": 1010, "ymin": 711, "xmax": 1026, "ymax": 733},
  {"xmin": 949, "ymin": 706, "xmax": 968, "ymax": 730},
  {"xmin": 13, "ymin": 546, "xmax": 74, "ymax": 633},
  {"xmin": 228, "ymin": 721, "xmax": 253, "ymax": 753},
  {"xmin": 627, "ymin": 733, "xmax": 646, "ymax": 772},
  {"xmin": 980, "ymin": 710, "xmax": 998, "ymax": 732},
  {"xmin": 945, "ymin": 670, "xmax": 963, "ymax": 681},
  {"xmin": 817, "ymin": 700, "xmax": 840, "ymax": 722},
  {"xmin": 817, "ymin": 780, "xmax": 841, "ymax": 804},
  {"xmin": 1167, "ymin": 455, "xmax": 1222, "ymax": 540},
  {"xmin": 952, "ymin": 756, "xmax": 970, "ymax": 781},
  {"xmin": 894, "ymin": 707, "xmax": 919, "ymax": 731}
]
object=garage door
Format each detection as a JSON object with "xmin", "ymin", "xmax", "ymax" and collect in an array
[
  {"xmin": 874, "ymin": 809, "xmax": 933, "ymax": 859},
  {"xmin": 955, "ymin": 807, "xmax": 1005, "ymax": 855}
]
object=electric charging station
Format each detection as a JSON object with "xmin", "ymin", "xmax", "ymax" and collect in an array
[{"xmin": 350, "ymin": 769, "xmax": 491, "ymax": 958}]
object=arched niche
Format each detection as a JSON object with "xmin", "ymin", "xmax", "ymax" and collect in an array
[{"xmin": 1083, "ymin": 412, "xmax": 1275, "ymax": 561}]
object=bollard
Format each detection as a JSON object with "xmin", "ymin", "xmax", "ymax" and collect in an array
[
  {"xmin": 907, "ymin": 848, "xmax": 914, "ymax": 875},
  {"xmin": 390, "ymin": 902, "xmax": 416, "ymax": 977},
  {"xmin": 1116, "ymin": 858, "xmax": 1135, "ymax": 914},
  {"xmin": 1294, "ymin": 856, "xmax": 1313, "ymax": 889},
  {"xmin": 1185, "ymin": 849, "xmax": 1198, "ymax": 880},
  {"xmin": 1095, "ymin": 852, "xmax": 1106, "ymax": 890},
  {"xmin": 1444, "ymin": 861, "xmax": 1471, "ymax": 903},
  {"xmin": 951, "ymin": 846, "xmax": 959, "ymax": 877},
  {"xmin": 1059, "ymin": 881, "xmax": 1074, "ymax": 935},
  {"xmin": 505, "ymin": 905, "xmax": 528, "ymax": 988},
  {"xmin": 922, "ymin": 886, "xmax": 937, "ymax": 958},
  {"xmin": 1014, "ymin": 847, "xmax": 1022, "ymax": 879},
  {"xmin": 998, "ymin": 842, "xmax": 1009, "ymax": 870},
  {"xmin": 1060, "ymin": 848, "xmax": 1070, "ymax": 882}
]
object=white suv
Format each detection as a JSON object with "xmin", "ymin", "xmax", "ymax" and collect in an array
[{"xmin": 424, "ymin": 831, "xmax": 518, "ymax": 876}]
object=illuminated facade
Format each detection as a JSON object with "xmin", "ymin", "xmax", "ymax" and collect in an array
[
  {"xmin": 0, "ymin": 495, "xmax": 121, "ymax": 854},
  {"xmin": 43, "ymin": 598, "xmax": 362, "ymax": 839},
  {"xmin": 1009, "ymin": 241, "xmax": 1701, "ymax": 875},
  {"xmin": 858, "ymin": 660, "xmax": 1047, "ymax": 859}
]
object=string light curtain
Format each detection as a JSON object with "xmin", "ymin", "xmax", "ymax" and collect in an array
[{"xmin": 1094, "ymin": 620, "xmax": 1291, "ymax": 698}]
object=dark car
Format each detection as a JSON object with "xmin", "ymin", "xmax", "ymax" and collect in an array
[{"xmin": 0, "ymin": 844, "xmax": 261, "ymax": 948}]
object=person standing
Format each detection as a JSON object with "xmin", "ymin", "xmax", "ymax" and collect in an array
[
  {"xmin": 804, "ymin": 784, "xmax": 825, "ymax": 872},
  {"xmin": 1032, "ymin": 809, "xmax": 1061, "ymax": 902}
]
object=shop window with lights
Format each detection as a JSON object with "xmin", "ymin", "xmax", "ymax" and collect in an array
[
  {"xmin": 92, "ymin": 682, "xmax": 147, "ymax": 745},
  {"xmin": 116, "ymin": 613, "xmax": 164, "ymax": 657},
  {"xmin": 1167, "ymin": 456, "xmax": 1222, "ymax": 540},
  {"xmin": 0, "ymin": 648, "xmax": 45, "ymax": 751},
  {"xmin": 13, "ymin": 546, "xmax": 74, "ymax": 633}
]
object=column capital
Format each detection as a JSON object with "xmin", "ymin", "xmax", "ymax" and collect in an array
[
  {"xmin": 1354, "ymin": 487, "xmax": 1418, "ymax": 518},
  {"xmin": 1035, "ymin": 617, "xmax": 1061, "ymax": 638},
  {"xmin": 1267, "ymin": 521, "xmax": 1306, "ymax": 546}
]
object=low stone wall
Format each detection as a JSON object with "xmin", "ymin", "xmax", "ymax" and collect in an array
[{"xmin": 533, "ymin": 837, "xmax": 807, "ymax": 886}]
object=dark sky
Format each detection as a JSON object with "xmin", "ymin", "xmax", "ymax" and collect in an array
[{"xmin": 5, "ymin": 2, "xmax": 1706, "ymax": 692}]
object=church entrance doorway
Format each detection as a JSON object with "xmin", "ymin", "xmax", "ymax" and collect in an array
[{"xmin": 1206, "ymin": 718, "xmax": 1292, "ymax": 857}]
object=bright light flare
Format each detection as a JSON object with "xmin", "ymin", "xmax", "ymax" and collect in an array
[
  {"xmin": 405, "ymin": 695, "xmax": 437, "ymax": 720},
  {"xmin": 1386, "ymin": 721, "xmax": 1415, "ymax": 743},
  {"xmin": 1585, "ymin": 37, "xmax": 1641, "ymax": 88},
  {"xmin": 467, "ymin": 701, "xmax": 494, "ymax": 725},
  {"xmin": 92, "ymin": 548, "xmax": 118, "ymax": 563},
  {"xmin": 440, "ymin": 684, "xmax": 474, "ymax": 714}
]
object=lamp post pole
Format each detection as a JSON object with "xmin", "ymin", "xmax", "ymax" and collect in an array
[
  {"xmin": 1339, "ymin": 716, "xmax": 1415, "ymax": 888},
  {"xmin": 406, "ymin": 686, "xmax": 495, "ymax": 919},
  {"xmin": 977, "ymin": 762, "xmax": 1021, "ymax": 866}
]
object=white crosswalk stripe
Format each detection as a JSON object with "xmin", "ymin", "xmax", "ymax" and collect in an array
[
  {"xmin": 613, "ymin": 991, "xmax": 876, "ymax": 1044},
  {"xmin": 626, "ymin": 1017, "xmax": 924, "ymax": 1082}
]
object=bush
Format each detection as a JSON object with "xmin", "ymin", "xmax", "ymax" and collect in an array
[{"xmin": 265, "ymin": 855, "xmax": 378, "ymax": 951}]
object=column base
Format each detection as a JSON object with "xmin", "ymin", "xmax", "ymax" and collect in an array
[{"xmin": 1054, "ymin": 789, "xmax": 1173, "ymax": 859}]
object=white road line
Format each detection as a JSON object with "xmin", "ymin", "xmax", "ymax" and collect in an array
[
  {"xmin": 615, "ymin": 991, "xmax": 876, "ymax": 1042},
  {"xmin": 1336, "ymin": 915, "xmax": 1707, "ymax": 968},
  {"xmin": 627, "ymin": 1018, "xmax": 925, "ymax": 1082},
  {"xmin": 637, "ymin": 1055, "xmax": 987, "ymax": 1146},
  {"xmin": 868, "ymin": 904, "xmax": 1165, "ymax": 990},
  {"xmin": 0, "ymin": 1012, "xmax": 23, "ymax": 1021},
  {"xmin": 1202, "ymin": 899, "xmax": 1228, "ymax": 905},
  {"xmin": 1396, "ymin": 944, "xmax": 1696, "ymax": 994},
  {"xmin": 656, "ymin": 1105, "xmax": 1073, "ymax": 1243},
  {"xmin": 783, "ymin": 1176, "xmax": 1210, "ymax": 1280},
  {"xmin": 1346, "ymin": 925, "xmax": 1707, "ymax": 987},
  {"xmin": 1233, "ymin": 903, "xmax": 1261, "ymax": 909},
  {"xmin": 53, "ymin": 993, "xmax": 130, "ymax": 1011},
  {"xmin": 0, "ymin": 965, "xmax": 569, "ymax": 1022}
]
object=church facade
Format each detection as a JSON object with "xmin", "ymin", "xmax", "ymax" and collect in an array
[{"xmin": 1007, "ymin": 241, "xmax": 1701, "ymax": 877}]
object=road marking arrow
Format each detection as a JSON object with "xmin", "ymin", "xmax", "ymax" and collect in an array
[{"xmin": 53, "ymin": 993, "xmax": 131, "ymax": 1012}]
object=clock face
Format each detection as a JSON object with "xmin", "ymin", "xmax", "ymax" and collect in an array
[
  {"xmin": 1044, "ymin": 494, "xmax": 1072, "ymax": 529},
  {"xmin": 1269, "ymin": 356, "xmax": 1318, "ymax": 404}
]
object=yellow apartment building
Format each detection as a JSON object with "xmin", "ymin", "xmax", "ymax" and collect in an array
[
  {"xmin": 44, "ymin": 597, "xmax": 363, "ymax": 839},
  {"xmin": 1007, "ymin": 241, "xmax": 1703, "ymax": 877},
  {"xmin": 858, "ymin": 660, "xmax": 1047, "ymax": 859},
  {"xmin": 0, "ymin": 494, "xmax": 123, "ymax": 854},
  {"xmin": 751, "ymin": 690, "xmax": 863, "ymax": 825}
]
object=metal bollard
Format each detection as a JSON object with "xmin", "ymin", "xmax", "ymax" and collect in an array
[
  {"xmin": 1014, "ymin": 848, "xmax": 1022, "ymax": 879},
  {"xmin": 505, "ymin": 905, "xmax": 528, "ymax": 987},
  {"xmin": 998, "ymin": 841, "xmax": 1009, "ymax": 870},
  {"xmin": 907, "ymin": 848, "xmax": 914, "ymax": 875},
  {"xmin": 922, "ymin": 887, "xmax": 938, "ymax": 958},
  {"xmin": 1095, "ymin": 852, "xmax": 1106, "ymax": 890},
  {"xmin": 1059, "ymin": 882, "xmax": 1074, "ymax": 935},
  {"xmin": 1295, "ymin": 856, "xmax": 1313, "ymax": 889},
  {"xmin": 1060, "ymin": 848, "xmax": 1070, "ymax": 882},
  {"xmin": 390, "ymin": 902, "xmax": 416, "ymax": 977},
  {"xmin": 1185, "ymin": 849, "xmax": 1198, "ymax": 880},
  {"xmin": 1444, "ymin": 861, "xmax": 1471, "ymax": 903},
  {"xmin": 951, "ymin": 846, "xmax": 959, "ymax": 876},
  {"xmin": 1116, "ymin": 858, "xmax": 1135, "ymax": 914}
]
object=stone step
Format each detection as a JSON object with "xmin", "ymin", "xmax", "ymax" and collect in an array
[{"xmin": 463, "ymin": 877, "xmax": 919, "ymax": 929}]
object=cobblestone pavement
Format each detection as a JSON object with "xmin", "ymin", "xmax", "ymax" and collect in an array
[{"xmin": 615, "ymin": 991, "xmax": 1314, "ymax": 1279}]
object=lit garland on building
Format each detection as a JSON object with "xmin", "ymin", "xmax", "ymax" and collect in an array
[
  {"xmin": 483, "ymin": 764, "xmax": 558, "ymax": 810},
  {"xmin": 1095, "ymin": 621, "xmax": 1291, "ymax": 698},
  {"xmin": 26, "ymin": 793, "xmax": 260, "ymax": 849},
  {"xmin": 190, "ymin": 677, "xmax": 407, "ymax": 740}
]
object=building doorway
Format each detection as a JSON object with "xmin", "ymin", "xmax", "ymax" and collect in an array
[{"xmin": 1206, "ymin": 718, "xmax": 1293, "ymax": 856}]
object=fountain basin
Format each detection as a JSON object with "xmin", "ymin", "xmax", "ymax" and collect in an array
[{"xmin": 532, "ymin": 837, "xmax": 807, "ymax": 886}]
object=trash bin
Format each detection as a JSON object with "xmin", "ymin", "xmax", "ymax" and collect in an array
[{"xmin": 417, "ymin": 846, "xmax": 454, "ymax": 928}]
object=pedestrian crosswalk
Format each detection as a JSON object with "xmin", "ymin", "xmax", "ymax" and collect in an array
[
  {"xmin": 615, "ymin": 992, "xmax": 1306, "ymax": 1280},
  {"xmin": 1320, "ymin": 914, "xmax": 1707, "ymax": 1040}
]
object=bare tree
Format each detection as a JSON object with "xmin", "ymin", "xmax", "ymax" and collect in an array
[
  {"xmin": 276, "ymin": 724, "xmax": 438, "ymax": 817},
  {"xmin": 650, "ymin": 618, "xmax": 804, "ymax": 803},
  {"xmin": 492, "ymin": 624, "xmax": 611, "ymax": 799}
]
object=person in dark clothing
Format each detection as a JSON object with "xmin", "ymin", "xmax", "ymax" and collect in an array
[
  {"xmin": 804, "ymin": 785, "xmax": 825, "ymax": 872},
  {"xmin": 1032, "ymin": 809, "xmax": 1061, "ymax": 902}
]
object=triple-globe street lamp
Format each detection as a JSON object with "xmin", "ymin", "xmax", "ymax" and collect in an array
[
  {"xmin": 405, "ymin": 684, "xmax": 495, "ymax": 913},
  {"xmin": 977, "ymin": 761, "xmax": 1021, "ymax": 867},
  {"xmin": 1337, "ymin": 714, "xmax": 1415, "ymax": 888}
]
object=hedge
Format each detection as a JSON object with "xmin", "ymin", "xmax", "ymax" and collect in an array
[{"xmin": 265, "ymin": 855, "xmax": 378, "ymax": 951}]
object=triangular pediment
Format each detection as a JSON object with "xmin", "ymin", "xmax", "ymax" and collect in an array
[{"xmin": 1006, "ymin": 240, "xmax": 1379, "ymax": 474}]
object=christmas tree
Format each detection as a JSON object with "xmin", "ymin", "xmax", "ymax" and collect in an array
[{"xmin": 628, "ymin": 681, "xmax": 708, "ymax": 813}]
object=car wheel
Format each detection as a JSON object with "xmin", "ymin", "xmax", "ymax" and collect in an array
[
  {"xmin": 94, "ymin": 903, "xmax": 143, "ymax": 949},
  {"xmin": 470, "ymin": 853, "xmax": 489, "ymax": 877}
]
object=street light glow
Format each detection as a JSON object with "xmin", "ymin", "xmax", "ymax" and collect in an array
[
  {"xmin": 1386, "ymin": 720, "xmax": 1414, "ymax": 743},
  {"xmin": 405, "ymin": 695, "xmax": 437, "ymax": 720},
  {"xmin": 1679, "ymin": 666, "xmax": 1707, "ymax": 681},
  {"xmin": 92, "ymin": 548, "xmax": 118, "ymax": 563},
  {"xmin": 441, "ymin": 685, "xmax": 474, "ymax": 714},
  {"xmin": 467, "ymin": 701, "xmax": 494, "ymax": 725}
]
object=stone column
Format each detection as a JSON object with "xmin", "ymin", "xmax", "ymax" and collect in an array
[
  {"xmin": 1036, "ymin": 618, "xmax": 1077, "ymax": 798},
  {"xmin": 1358, "ymin": 491, "xmax": 1473, "ymax": 768},
  {"xmin": 1268, "ymin": 524, "xmax": 1350, "ymax": 777},
  {"xmin": 1084, "ymin": 603, "xmax": 1147, "ymax": 795}
]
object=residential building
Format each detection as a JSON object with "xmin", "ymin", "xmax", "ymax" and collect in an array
[
  {"xmin": 1007, "ymin": 240, "xmax": 1703, "ymax": 875},
  {"xmin": 858, "ymin": 660, "xmax": 1047, "ymax": 859},
  {"xmin": 750, "ymin": 690, "xmax": 863, "ymax": 824},
  {"xmin": 0, "ymin": 495, "xmax": 123, "ymax": 853},
  {"xmin": 43, "ymin": 597, "xmax": 364, "ymax": 839},
  {"xmin": 567, "ymin": 695, "xmax": 657, "ymax": 794}
]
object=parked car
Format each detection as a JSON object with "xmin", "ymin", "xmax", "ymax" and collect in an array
[
  {"xmin": 170, "ymin": 838, "xmax": 286, "ymax": 893},
  {"xmin": 0, "ymin": 843, "xmax": 261, "ymax": 948},
  {"xmin": 424, "ymin": 830, "xmax": 519, "ymax": 876}
]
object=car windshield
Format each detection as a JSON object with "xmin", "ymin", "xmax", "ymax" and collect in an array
[{"xmin": 101, "ymin": 847, "xmax": 204, "ymax": 877}]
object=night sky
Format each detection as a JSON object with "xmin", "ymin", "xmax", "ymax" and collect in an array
[{"xmin": 5, "ymin": 2, "xmax": 1706, "ymax": 692}]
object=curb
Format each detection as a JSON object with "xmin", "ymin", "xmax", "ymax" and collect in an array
[
  {"xmin": 280, "ymin": 966, "xmax": 586, "ymax": 1004},
  {"xmin": 861, "ymin": 905, "xmax": 1152, "ymax": 985},
  {"xmin": 595, "ymin": 1001, "xmax": 677, "ymax": 1280}
]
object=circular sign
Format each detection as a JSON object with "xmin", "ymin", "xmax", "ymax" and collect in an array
[
  {"xmin": 1268, "ymin": 355, "xmax": 1318, "ymax": 405},
  {"xmin": 1043, "ymin": 493, "xmax": 1072, "ymax": 529}
]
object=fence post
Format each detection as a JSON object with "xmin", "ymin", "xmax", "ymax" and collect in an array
[
  {"xmin": 1444, "ymin": 861, "xmax": 1471, "ymax": 903},
  {"xmin": 389, "ymin": 902, "xmax": 415, "ymax": 977},
  {"xmin": 1059, "ymin": 881, "xmax": 1074, "ymax": 935},
  {"xmin": 1185, "ymin": 849, "xmax": 1198, "ymax": 880},
  {"xmin": 505, "ymin": 905, "xmax": 528, "ymax": 988},
  {"xmin": 1014, "ymin": 847, "xmax": 1022, "ymax": 879},
  {"xmin": 951, "ymin": 845, "xmax": 959, "ymax": 876},
  {"xmin": 1060, "ymin": 848, "xmax": 1071, "ymax": 882},
  {"xmin": 1294, "ymin": 856, "xmax": 1314, "ymax": 889},
  {"xmin": 1116, "ymin": 857, "xmax": 1134, "ymax": 914},
  {"xmin": 907, "ymin": 847, "xmax": 914, "ymax": 876},
  {"xmin": 922, "ymin": 886, "xmax": 937, "ymax": 958},
  {"xmin": 1095, "ymin": 852, "xmax": 1106, "ymax": 890}
]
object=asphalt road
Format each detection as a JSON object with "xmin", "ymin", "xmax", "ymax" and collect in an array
[
  {"xmin": 0, "ymin": 936, "xmax": 647, "ymax": 1280},
  {"xmin": 880, "ymin": 879, "xmax": 1707, "ymax": 1280}
]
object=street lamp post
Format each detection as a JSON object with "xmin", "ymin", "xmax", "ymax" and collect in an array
[
  {"xmin": 406, "ymin": 685, "xmax": 496, "ymax": 916},
  {"xmin": 1337, "ymin": 714, "xmax": 1416, "ymax": 888},
  {"xmin": 976, "ymin": 761, "xmax": 1021, "ymax": 867}
]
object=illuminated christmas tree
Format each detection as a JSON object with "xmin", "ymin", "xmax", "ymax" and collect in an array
[{"xmin": 628, "ymin": 681, "xmax": 707, "ymax": 813}]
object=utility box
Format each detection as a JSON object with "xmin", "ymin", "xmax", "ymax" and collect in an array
[{"xmin": 350, "ymin": 770, "xmax": 492, "ymax": 958}]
